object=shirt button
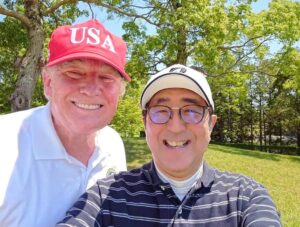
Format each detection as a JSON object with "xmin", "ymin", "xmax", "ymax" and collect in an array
[
  {"xmin": 178, "ymin": 207, "xmax": 182, "ymax": 215},
  {"xmin": 160, "ymin": 185, "xmax": 165, "ymax": 190}
]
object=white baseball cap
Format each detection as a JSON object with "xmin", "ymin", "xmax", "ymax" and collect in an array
[{"xmin": 140, "ymin": 64, "xmax": 214, "ymax": 111}]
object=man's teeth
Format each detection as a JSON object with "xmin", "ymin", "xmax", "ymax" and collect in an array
[
  {"xmin": 165, "ymin": 140, "xmax": 188, "ymax": 147},
  {"xmin": 74, "ymin": 102, "xmax": 101, "ymax": 110}
]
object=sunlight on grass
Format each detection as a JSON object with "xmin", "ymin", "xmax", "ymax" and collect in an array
[
  {"xmin": 207, "ymin": 144, "xmax": 300, "ymax": 227},
  {"xmin": 124, "ymin": 138, "xmax": 300, "ymax": 226}
]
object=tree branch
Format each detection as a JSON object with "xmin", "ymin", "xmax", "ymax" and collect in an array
[
  {"xmin": 215, "ymin": 36, "xmax": 272, "ymax": 77},
  {"xmin": 43, "ymin": 0, "xmax": 159, "ymax": 26},
  {"xmin": 97, "ymin": 2, "xmax": 159, "ymax": 26},
  {"xmin": 43, "ymin": 0, "xmax": 78, "ymax": 15},
  {"xmin": 218, "ymin": 36, "xmax": 265, "ymax": 50},
  {"xmin": 0, "ymin": 5, "xmax": 31, "ymax": 29}
]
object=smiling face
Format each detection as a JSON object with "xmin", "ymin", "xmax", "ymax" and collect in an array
[
  {"xmin": 43, "ymin": 59, "xmax": 124, "ymax": 137},
  {"xmin": 144, "ymin": 88, "xmax": 217, "ymax": 180}
]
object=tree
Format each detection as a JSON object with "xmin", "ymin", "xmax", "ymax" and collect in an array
[
  {"xmin": 115, "ymin": 0, "xmax": 299, "ymax": 146},
  {"xmin": 0, "ymin": 18, "xmax": 27, "ymax": 113},
  {"xmin": 0, "ymin": 0, "xmax": 86, "ymax": 111},
  {"xmin": 0, "ymin": 0, "xmax": 299, "ymax": 148}
]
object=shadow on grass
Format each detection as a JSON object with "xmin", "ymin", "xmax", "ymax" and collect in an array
[
  {"xmin": 209, "ymin": 144, "xmax": 283, "ymax": 161},
  {"xmin": 285, "ymin": 155, "xmax": 300, "ymax": 163},
  {"xmin": 210, "ymin": 144, "xmax": 300, "ymax": 163},
  {"xmin": 123, "ymin": 138, "xmax": 300, "ymax": 168}
]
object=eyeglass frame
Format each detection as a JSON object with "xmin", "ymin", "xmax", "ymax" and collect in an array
[{"xmin": 142, "ymin": 104, "xmax": 213, "ymax": 125}]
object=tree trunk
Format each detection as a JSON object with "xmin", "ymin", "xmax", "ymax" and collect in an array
[
  {"xmin": 250, "ymin": 99, "xmax": 254, "ymax": 145},
  {"xmin": 263, "ymin": 111, "xmax": 266, "ymax": 147},
  {"xmin": 239, "ymin": 114, "xmax": 244, "ymax": 143},
  {"xmin": 219, "ymin": 114, "xmax": 224, "ymax": 142},
  {"xmin": 297, "ymin": 126, "xmax": 300, "ymax": 148},
  {"xmin": 279, "ymin": 120, "xmax": 282, "ymax": 146},
  {"xmin": 10, "ymin": 0, "xmax": 44, "ymax": 112},
  {"xmin": 259, "ymin": 94, "xmax": 263, "ymax": 149},
  {"xmin": 268, "ymin": 121, "xmax": 272, "ymax": 146}
]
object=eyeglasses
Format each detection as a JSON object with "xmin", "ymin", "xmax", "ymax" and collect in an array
[{"xmin": 146, "ymin": 105, "xmax": 212, "ymax": 124}]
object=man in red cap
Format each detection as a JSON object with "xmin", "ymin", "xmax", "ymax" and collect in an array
[{"xmin": 0, "ymin": 19, "xmax": 130, "ymax": 227}]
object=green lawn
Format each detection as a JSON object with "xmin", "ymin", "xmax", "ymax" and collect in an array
[{"xmin": 124, "ymin": 138, "xmax": 300, "ymax": 227}]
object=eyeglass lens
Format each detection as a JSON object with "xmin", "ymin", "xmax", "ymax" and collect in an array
[{"xmin": 148, "ymin": 105, "xmax": 207, "ymax": 124}]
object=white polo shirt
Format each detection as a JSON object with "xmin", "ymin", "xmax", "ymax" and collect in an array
[{"xmin": 0, "ymin": 104, "xmax": 127, "ymax": 227}]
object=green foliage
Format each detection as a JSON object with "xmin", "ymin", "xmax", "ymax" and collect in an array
[
  {"xmin": 110, "ymin": 87, "xmax": 144, "ymax": 138},
  {"xmin": 0, "ymin": 18, "xmax": 28, "ymax": 112},
  {"xmin": 32, "ymin": 76, "xmax": 47, "ymax": 107},
  {"xmin": 0, "ymin": 0, "xmax": 299, "ymax": 147}
]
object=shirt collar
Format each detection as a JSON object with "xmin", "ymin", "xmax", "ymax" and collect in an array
[
  {"xmin": 142, "ymin": 161, "xmax": 161, "ymax": 186},
  {"xmin": 144, "ymin": 160, "xmax": 215, "ymax": 189},
  {"xmin": 199, "ymin": 161, "xmax": 215, "ymax": 188},
  {"xmin": 30, "ymin": 103, "xmax": 67, "ymax": 160}
]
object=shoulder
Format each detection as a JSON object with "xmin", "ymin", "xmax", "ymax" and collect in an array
[
  {"xmin": 202, "ymin": 165, "xmax": 281, "ymax": 225},
  {"xmin": 101, "ymin": 164, "xmax": 150, "ymax": 184},
  {"xmin": 206, "ymin": 165, "xmax": 270, "ymax": 200},
  {"xmin": 0, "ymin": 105, "xmax": 47, "ymax": 128},
  {"xmin": 203, "ymin": 164, "xmax": 278, "ymax": 208},
  {"xmin": 96, "ymin": 163, "xmax": 153, "ymax": 191},
  {"xmin": 95, "ymin": 126, "xmax": 124, "ymax": 146},
  {"xmin": 203, "ymin": 163, "xmax": 267, "ymax": 195},
  {"xmin": 0, "ymin": 106, "xmax": 40, "ymax": 122},
  {"xmin": 0, "ymin": 106, "xmax": 48, "ymax": 143},
  {"xmin": 98, "ymin": 126, "xmax": 121, "ymax": 138},
  {"xmin": 213, "ymin": 167, "xmax": 264, "ymax": 188},
  {"xmin": 96, "ymin": 126, "xmax": 123, "ymax": 144}
]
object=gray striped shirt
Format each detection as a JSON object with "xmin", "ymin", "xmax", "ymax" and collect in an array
[{"xmin": 57, "ymin": 161, "xmax": 281, "ymax": 226}]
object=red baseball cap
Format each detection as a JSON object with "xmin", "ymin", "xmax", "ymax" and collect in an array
[{"xmin": 46, "ymin": 19, "xmax": 131, "ymax": 81}]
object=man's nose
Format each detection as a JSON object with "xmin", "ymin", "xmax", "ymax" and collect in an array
[
  {"xmin": 79, "ymin": 77, "xmax": 103, "ymax": 96},
  {"xmin": 166, "ymin": 111, "xmax": 186, "ymax": 133}
]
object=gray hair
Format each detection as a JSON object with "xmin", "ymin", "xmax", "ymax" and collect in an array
[{"xmin": 42, "ymin": 60, "xmax": 127, "ymax": 99}]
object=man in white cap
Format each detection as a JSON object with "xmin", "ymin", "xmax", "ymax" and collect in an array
[
  {"xmin": 57, "ymin": 64, "xmax": 281, "ymax": 226},
  {"xmin": 0, "ymin": 19, "xmax": 130, "ymax": 226}
]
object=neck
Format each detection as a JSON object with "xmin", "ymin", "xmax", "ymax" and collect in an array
[
  {"xmin": 53, "ymin": 122, "xmax": 96, "ymax": 166},
  {"xmin": 155, "ymin": 162, "xmax": 204, "ymax": 200},
  {"xmin": 61, "ymin": 133, "xmax": 96, "ymax": 166}
]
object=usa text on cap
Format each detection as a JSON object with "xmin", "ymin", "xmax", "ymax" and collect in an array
[{"xmin": 47, "ymin": 19, "xmax": 130, "ymax": 81}]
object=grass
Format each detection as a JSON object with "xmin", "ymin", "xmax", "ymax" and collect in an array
[{"xmin": 124, "ymin": 138, "xmax": 300, "ymax": 227}]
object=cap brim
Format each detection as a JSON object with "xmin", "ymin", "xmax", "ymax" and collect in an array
[
  {"xmin": 46, "ymin": 52, "xmax": 131, "ymax": 81},
  {"xmin": 140, "ymin": 73, "xmax": 208, "ymax": 109}
]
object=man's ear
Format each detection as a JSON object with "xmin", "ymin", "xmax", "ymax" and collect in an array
[
  {"xmin": 42, "ymin": 71, "xmax": 52, "ymax": 99},
  {"xmin": 142, "ymin": 110, "xmax": 147, "ymax": 128},
  {"xmin": 209, "ymin": 115, "xmax": 218, "ymax": 131}
]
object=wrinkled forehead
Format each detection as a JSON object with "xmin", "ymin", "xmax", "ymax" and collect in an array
[
  {"xmin": 46, "ymin": 58, "xmax": 122, "ymax": 77},
  {"xmin": 147, "ymin": 88, "xmax": 208, "ymax": 107},
  {"xmin": 57, "ymin": 59, "xmax": 117, "ymax": 70}
]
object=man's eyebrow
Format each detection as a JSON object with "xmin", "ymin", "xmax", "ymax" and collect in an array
[
  {"xmin": 182, "ymin": 97, "xmax": 203, "ymax": 105},
  {"xmin": 151, "ymin": 97, "xmax": 169, "ymax": 105},
  {"xmin": 151, "ymin": 97, "xmax": 203, "ymax": 105}
]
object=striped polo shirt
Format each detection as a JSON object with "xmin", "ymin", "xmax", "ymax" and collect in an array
[{"xmin": 57, "ymin": 161, "xmax": 281, "ymax": 227}]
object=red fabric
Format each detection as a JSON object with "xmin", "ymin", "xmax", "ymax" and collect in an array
[{"xmin": 47, "ymin": 19, "xmax": 130, "ymax": 81}]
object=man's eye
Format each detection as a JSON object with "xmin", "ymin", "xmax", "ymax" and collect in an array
[
  {"xmin": 65, "ymin": 72, "xmax": 83, "ymax": 79},
  {"xmin": 157, "ymin": 109, "xmax": 169, "ymax": 114},
  {"xmin": 99, "ymin": 76, "xmax": 115, "ymax": 83},
  {"xmin": 186, "ymin": 109, "xmax": 200, "ymax": 114}
]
